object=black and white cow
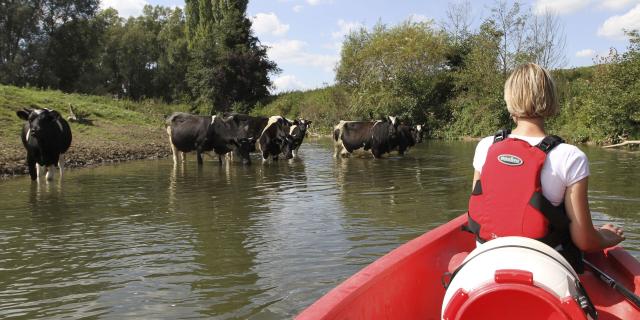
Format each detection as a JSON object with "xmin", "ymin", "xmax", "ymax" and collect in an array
[
  {"xmin": 333, "ymin": 116, "xmax": 399, "ymax": 158},
  {"xmin": 166, "ymin": 112, "xmax": 254, "ymax": 165},
  {"xmin": 258, "ymin": 116, "xmax": 295, "ymax": 161},
  {"xmin": 289, "ymin": 119, "xmax": 312, "ymax": 158},
  {"xmin": 395, "ymin": 124, "xmax": 425, "ymax": 155},
  {"xmin": 16, "ymin": 108, "xmax": 72, "ymax": 181}
]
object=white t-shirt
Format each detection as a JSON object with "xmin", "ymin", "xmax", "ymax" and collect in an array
[{"xmin": 473, "ymin": 134, "xmax": 590, "ymax": 206}]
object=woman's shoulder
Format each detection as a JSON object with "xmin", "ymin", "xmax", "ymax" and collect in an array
[{"xmin": 552, "ymin": 142, "xmax": 588, "ymax": 160}]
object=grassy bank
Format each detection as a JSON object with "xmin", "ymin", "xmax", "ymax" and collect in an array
[{"xmin": 0, "ymin": 85, "xmax": 190, "ymax": 178}]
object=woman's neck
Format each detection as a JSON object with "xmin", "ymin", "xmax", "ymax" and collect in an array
[{"xmin": 511, "ymin": 117, "xmax": 546, "ymax": 137}]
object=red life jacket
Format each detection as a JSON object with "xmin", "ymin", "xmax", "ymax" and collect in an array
[{"xmin": 467, "ymin": 129, "xmax": 583, "ymax": 272}]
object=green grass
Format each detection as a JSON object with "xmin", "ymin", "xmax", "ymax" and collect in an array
[{"xmin": 0, "ymin": 84, "xmax": 190, "ymax": 141}]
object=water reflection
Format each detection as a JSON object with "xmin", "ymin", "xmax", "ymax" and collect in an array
[{"xmin": 0, "ymin": 139, "xmax": 638, "ymax": 319}]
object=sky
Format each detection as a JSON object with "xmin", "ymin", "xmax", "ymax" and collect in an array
[{"xmin": 101, "ymin": 0, "xmax": 640, "ymax": 93}]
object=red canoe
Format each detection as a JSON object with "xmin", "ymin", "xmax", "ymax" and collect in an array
[{"xmin": 296, "ymin": 214, "xmax": 640, "ymax": 320}]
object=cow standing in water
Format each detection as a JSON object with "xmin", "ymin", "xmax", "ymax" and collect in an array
[
  {"xmin": 395, "ymin": 124, "xmax": 425, "ymax": 155},
  {"xmin": 166, "ymin": 112, "xmax": 254, "ymax": 165},
  {"xmin": 333, "ymin": 116, "xmax": 399, "ymax": 158},
  {"xmin": 258, "ymin": 116, "xmax": 295, "ymax": 161},
  {"xmin": 16, "ymin": 108, "xmax": 72, "ymax": 181},
  {"xmin": 289, "ymin": 119, "xmax": 312, "ymax": 158}
]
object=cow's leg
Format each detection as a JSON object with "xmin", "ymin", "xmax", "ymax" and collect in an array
[
  {"xmin": 181, "ymin": 152, "xmax": 186, "ymax": 163},
  {"xmin": 262, "ymin": 151, "xmax": 269, "ymax": 162},
  {"xmin": 46, "ymin": 165, "xmax": 55, "ymax": 180},
  {"xmin": 273, "ymin": 155, "xmax": 278, "ymax": 161},
  {"xmin": 218, "ymin": 155, "xmax": 223, "ymax": 165},
  {"xmin": 27, "ymin": 155, "xmax": 37, "ymax": 181},
  {"xmin": 196, "ymin": 150, "xmax": 203, "ymax": 165},
  {"xmin": 36, "ymin": 163, "xmax": 45, "ymax": 179},
  {"xmin": 170, "ymin": 144, "xmax": 179, "ymax": 165},
  {"xmin": 58, "ymin": 154, "xmax": 65, "ymax": 178},
  {"xmin": 292, "ymin": 148, "xmax": 298, "ymax": 158}
]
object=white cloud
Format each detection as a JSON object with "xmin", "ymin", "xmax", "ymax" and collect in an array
[
  {"xmin": 408, "ymin": 14, "xmax": 432, "ymax": 23},
  {"xmin": 252, "ymin": 13, "xmax": 290, "ymax": 37},
  {"xmin": 265, "ymin": 40, "xmax": 339, "ymax": 72},
  {"xmin": 598, "ymin": 4, "xmax": 640, "ymax": 39},
  {"xmin": 331, "ymin": 19, "xmax": 365, "ymax": 40},
  {"xmin": 306, "ymin": 0, "xmax": 330, "ymax": 5},
  {"xmin": 101, "ymin": 0, "xmax": 147, "ymax": 17},
  {"xmin": 293, "ymin": 5, "xmax": 304, "ymax": 12},
  {"xmin": 273, "ymin": 75, "xmax": 308, "ymax": 92},
  {"xmin": 599, "ymin": 0, "xmax": 640, "ymax": 10},
  {"xmin": 576, "ymin": 49, "xmax": 597, "ymax": 57},
  {"xmin": 533, "ymin": 0, "xmax": 591, "ymax": 15}
]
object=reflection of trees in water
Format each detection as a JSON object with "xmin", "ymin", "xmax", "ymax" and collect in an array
[{"xmin": 334, "ymin": 141, "xmax": 476, "ymax": 230}]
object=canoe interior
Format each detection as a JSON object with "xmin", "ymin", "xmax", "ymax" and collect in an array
[{"xmin": 296, "ymin": 214, "xmax": 640, "ymax": 320}]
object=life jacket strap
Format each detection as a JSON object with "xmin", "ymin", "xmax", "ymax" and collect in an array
[
  {"xmin": 493, "ymin": 128, "xmax": 511, "ymax": 143},
  {"xmin": 536, "ymin": 135, "xmax": 565, "ymax": 153}
]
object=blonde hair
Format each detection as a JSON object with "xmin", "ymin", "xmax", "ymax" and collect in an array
[{"xmin": 504, "ymin": 63, "xmax": 558, "ymax": 118}]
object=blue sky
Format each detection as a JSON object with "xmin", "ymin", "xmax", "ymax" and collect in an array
[{"xmin": 102, "ymin": 0, "xmax": 640, "ymax": 93}]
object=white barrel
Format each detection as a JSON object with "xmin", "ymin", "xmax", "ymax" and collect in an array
[{"xmin": 441, "ymin": 236, "xmax": 580, "ymax": 319}]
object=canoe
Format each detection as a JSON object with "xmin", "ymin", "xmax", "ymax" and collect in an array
[{"xmin": 296, "ymin": 214, "xmax": 640, "ymax": 320}]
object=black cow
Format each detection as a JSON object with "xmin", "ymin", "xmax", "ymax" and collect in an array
[
  {"xmin": 289, "ymin": 119, "xmax": 312, "ymax": 158},
  {"xmin": 166, "ymin": 112, "xmax": 254, "ymax": 165},
  {"xmin": 16, "ymin": 108, "xmax": 72, "ymax": 181},
  {"xmin": 395, "ymin": 124, "xmax": 425, "ymax": 155},
  {"xmin": 333, "ymin": 116, "xmax": 399, "ymax": 158},
  {"xmin": 222, "ymin": 113, "xmax": 269, "ymax": 152},
  {"xmin": 258, "ymin": 116, "xmax": 294, "ymax": 161}
]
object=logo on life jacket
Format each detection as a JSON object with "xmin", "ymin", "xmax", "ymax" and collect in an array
[{"xmin": 497, "ymin": 154, "xmax": 523, "ymax": 166}]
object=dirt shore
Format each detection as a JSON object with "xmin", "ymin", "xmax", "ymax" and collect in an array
[{"xmin": 0, "ymin": 127, "xmax": 171, "ymax": 180}]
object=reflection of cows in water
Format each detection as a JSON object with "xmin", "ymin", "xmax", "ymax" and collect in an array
[
  {"xmin": 333, "ymin": 116, "xmax": 399, "ymax": 158},
  {"xmin": 258, "ymin": 116, "xmax": 295, "ymax": 161},
  {"xmin": 395, "ymin": 124, "xmax": 425, "ymax": 155},
  {"xmin": 16, "ymin": 108, "xmax": 72, "ymax": 181},
  {"xmin": 166, "ymin": 112, "xmax": 254, "ymax": 165},
  {"xmin": 289, "ymin": 119, "xmax": 312, "ymax": 158}
]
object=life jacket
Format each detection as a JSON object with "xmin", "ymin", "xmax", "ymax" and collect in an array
[{"xmin": 467, "ymin": 129, "xmax": 584, "ymax": 273}]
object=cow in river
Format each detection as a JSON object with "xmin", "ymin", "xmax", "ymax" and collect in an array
[
  {"xmin": 289, "ymin": 119, "xmax": 312, "ymax": 158},
  {"xmin": 16, "ymin": 107, "xmax": 72, "ymax": 181},
  {"xmin": 222, "ymin": 113, "xmax": 269, "ymax": 152},
  {"xmin": 395, "ymin": 124, "xmax": 425, "ymax": 155},
  {"xmin": 258, "ymin": 116, "xmax": 295, "ymax": 161},
  {"xmin": 333, "ymin": 116, "xmax": 399, "ymax": 158},
  {"xmin": 166, "ymin": 112, "xmax": 254, "ymax": 165}
]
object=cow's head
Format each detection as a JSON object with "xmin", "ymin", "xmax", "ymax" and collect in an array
[
  {"xmin": 387, "ymin": 115, "xmax": 399, "ymax": 137},
  {"xmin": 414, "ymin": 124, "xmax": 425, "ymax": 143},
  {"xmin": 16, "ymin": 108, "xmax": 63, "ymax": 140},
  {"xmin": 233, "ymin": 136, "xmax": 255, "ymax": 164}
]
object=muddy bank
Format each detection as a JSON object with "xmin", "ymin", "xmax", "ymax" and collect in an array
[{"xmin": 1, "ymin": 128, "xmax": 171, "ymax": 180}]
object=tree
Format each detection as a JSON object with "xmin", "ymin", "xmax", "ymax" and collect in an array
[
  {"xmin": 185, "ymin": 0, "xmax": 278, "ymax": 114},
  {"xmin": 490, "ymin": 0, "xmax": 528, "ymax": 75},
  {"xmin": 442, "ymin": 0, "xmax": 474, "ymax": 46},
  {"xmin": 336, "ymin": 21, "xmax": 452, "ymax": 124},
  {"xmin": 528, "ymin": 10, "xmax": 567, "ymax": 69}
]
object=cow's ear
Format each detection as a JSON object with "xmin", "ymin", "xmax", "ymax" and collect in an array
[
  {"xmin": 50, "ymin": 110, "xmax": 62, "ymax": 120},
  {"xmin": 307, "ymin": 120, "xmax": 312, "ymax": 126},
  {"xmin": 293, "ymin": 119, "xmax": 300, "ymax": 126},
  {"xmin": 16, "ymin": 109, "xmax": 30, "ymax": 120}
]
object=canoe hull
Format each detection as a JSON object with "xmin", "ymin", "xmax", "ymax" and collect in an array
[{"xmin": 296, "ymin": 214, "xmax": 640, "ymax": 320}]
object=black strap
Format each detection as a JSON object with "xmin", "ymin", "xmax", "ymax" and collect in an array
[
  {"xmin": 493, "ymin": 128, "xmax": 511, "ymax": 143},
  {"xmin": 536, "ymin": 135, "xmax": 564, "ymax": 153}
]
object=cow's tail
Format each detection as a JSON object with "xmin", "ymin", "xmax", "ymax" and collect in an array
[{"xmin": 333, "ymin": 128, "xmax": 340, "ymax": 142}]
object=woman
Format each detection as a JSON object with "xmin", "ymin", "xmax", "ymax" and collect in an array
[{"xmin": 467, "ymin": 63, "xmax": 624, "ymax": 271}]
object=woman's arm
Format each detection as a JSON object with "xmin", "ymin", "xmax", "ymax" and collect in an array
[
  {"xmin": 564, "ymin": 177, "xmax": 625, "ymax": 252},
  {"xmin": 472, "ymin": 170, "xmax": 481, "ymax": 191}
]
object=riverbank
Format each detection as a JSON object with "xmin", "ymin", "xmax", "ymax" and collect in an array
[{"xmin": 0, "ymin": 85, "xmax": 189, "ymax": 179}]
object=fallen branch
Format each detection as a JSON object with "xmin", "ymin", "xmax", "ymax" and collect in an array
[{"xmin": 603, "ymin": 140, "xmax": 640, "ymax": 148}]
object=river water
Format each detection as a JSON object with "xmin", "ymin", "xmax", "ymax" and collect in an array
[{"xmin": 1, "ymin": 138, "xmax": 638, "ymax": 319}]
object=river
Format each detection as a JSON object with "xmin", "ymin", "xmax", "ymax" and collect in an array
[{"xmin": 1, "ymin": 138, "xmax": 638, "ymax": 319}]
